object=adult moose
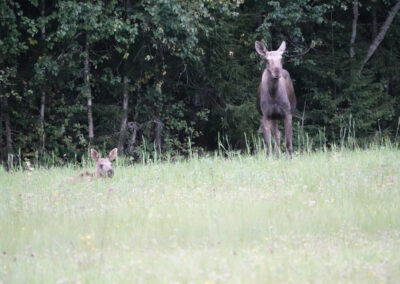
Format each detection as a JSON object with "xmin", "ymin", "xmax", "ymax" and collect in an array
[{"xmin": 255, "ymin": 41, "xmax": 296, "ymax": 158}]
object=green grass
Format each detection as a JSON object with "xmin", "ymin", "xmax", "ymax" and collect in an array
[{"xmin": 1, "ymin": 148, "xmax": 400, "ymax": 283}]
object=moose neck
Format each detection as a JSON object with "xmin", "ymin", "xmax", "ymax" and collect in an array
[
  {"xmin": 262, "ymin": 70, "xmax": 280, "ymax": 97},
  {"xmin": 268, "ymin": 75, "xmax": 280, "ymax": 96}
]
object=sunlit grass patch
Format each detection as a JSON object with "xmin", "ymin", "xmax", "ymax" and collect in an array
[{"xmin": 1, "ymin": 148, "xmax": 400, "ymax": 283}]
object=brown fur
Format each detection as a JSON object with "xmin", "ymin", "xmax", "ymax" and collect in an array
[
  {"xmin": 58, "ymin": 171, "xmax": 95, "ymax": 184},
  {"xmin": 57, "ymin": 148, "xmax": 117, "ymax": 184},
  {"xmin": 90, "ymin": 148, "xmax": 118, "ymax": 178},
  {"xmin": 255, "ymin": 41, "xmax": 296, "ymax": 158}
]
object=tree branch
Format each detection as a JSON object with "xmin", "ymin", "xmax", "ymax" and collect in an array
[
  {"xmin": 357, "ymin": 0, "xmax": 400, "ymax": 76},
  {"xmin": 350, "ymin": 0, "xmax": 359, "ymax": 58}
]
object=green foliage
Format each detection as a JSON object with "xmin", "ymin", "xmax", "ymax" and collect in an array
[{"xmin": 1, "ymin": 0, "xmax": 400, "ymax": 165}]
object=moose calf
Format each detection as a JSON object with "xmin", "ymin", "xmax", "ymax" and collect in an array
[{"xmin": 90, "ymin": 148, "xmax": 118, "ymax": 178}]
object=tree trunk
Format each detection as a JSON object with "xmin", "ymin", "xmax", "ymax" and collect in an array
[
  {"xmin": 40, "ymin": 0, "xmax": 46, "ymax": 157},
  {"xmin": 2, "ymin": 97, "xmax": 13, "ymax": 166},
  {"xmin": 0, "ymin": 97, "xmax": 3, "ymax": 161},
  {"xmin": 84, "ymin": 32, "xmax": 94, "ymax": 144},
  {"xmin": 357, "ymin": 0, "xmax": 400, "ymax": 76},
  {"xmin": 350, "ymin": 0, "xmax": 359, "ymax": 58},
  {"xmin": 127, "ymin": 122, "xmax": 140, "ymax": 154},
  {"xmin": 153, "ymin": 119, "xmax": 163, "ymax": 154},
  {"xmin": 41, "ymin": 0, "xmax": 46, "ymax": 39},
  {"xmin": 40, "ymin": 92, "xmax": 45, "ymax": 151},
  {"xmin": 118, "ymin": 75, "xmax": 129, "ymax": 154}
]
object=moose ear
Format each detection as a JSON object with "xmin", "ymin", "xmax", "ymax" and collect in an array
[
  {"xmin": 277, "ymin": 41, "xmax": 286, "ymax": 53},
  {"xmin": 90, "ymin": 149, "xmax": 99, "ymax": 162},
  {"xmin": 255, "ymin": 41, "xmax": 268, "ymax": 56},
  {"xmin": 108, "ymin": 148, "xmax": 118, "ymax": 161}
]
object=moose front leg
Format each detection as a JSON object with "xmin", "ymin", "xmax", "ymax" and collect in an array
[
  {"xmin": 271, "ymin": 120, "xmax": 281, "ymax": 158},
  {"xmin": 284, "ymin": 114, "xmax": 293, "ymax": 158},
  {"xmin": 261, "ymin": 118, "xmax": 272, "ymax": 157}
]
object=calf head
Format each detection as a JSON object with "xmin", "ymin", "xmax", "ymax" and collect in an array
[
  {"xmin": 255, "ymin": 41, "xmax": 286, "ymax": 80},
  {"xmin": 90, "ymin": 148, "xmax": 118, "ymax": 178}
]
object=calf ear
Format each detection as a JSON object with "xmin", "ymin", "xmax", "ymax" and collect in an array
[
  {"xmin": 108, "ymin": 148, "xmax": 118, "ymax": 161},
  {"xmin": 277, "ymin": 41, "xmax": 286, "ymax": 53},
  {"xmin": 255, "ymin": 41, "xmax": 268, "ymax": 56},
  {"xmin": 90, "ymin": 149, "xmax": 99, "ymax": 162}
]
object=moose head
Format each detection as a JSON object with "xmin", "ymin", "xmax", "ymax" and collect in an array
[
  {"xmin": 90, "ymin": 148, "xmax": 118, "ymax": 178},
  {"xmin": 255, "ymin": 41, "xmax": 286, "ymax": 80}
]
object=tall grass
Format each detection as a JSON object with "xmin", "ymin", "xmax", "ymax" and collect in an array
[
  {"xmin": 3, "ymin": 114, "xmax": 399, "ymax": 171},
  {"xmin": 1, "ymin": 146, "xmax": 400, "ymax": 283}
]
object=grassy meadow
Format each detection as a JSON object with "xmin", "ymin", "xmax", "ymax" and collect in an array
[{"xmin": 1, "ymin": 147, "xmax": 400, "ymax": 283}]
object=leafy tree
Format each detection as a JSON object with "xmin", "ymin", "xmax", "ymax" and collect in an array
[{"xmin": 1, "ymin": 0, "xmax": 400, "ymax": 167}]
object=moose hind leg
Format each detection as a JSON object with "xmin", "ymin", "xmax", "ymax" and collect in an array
[
  {"xmin": 284, "ymin": 115, "xmax": 293, "ymax": 158},
  {"xmin": 261, "ymin": 118, "xmax": 272, "ymax": 157},
  {"xmin": 271, "ymin": 120, "xmax": 281, "ymax": 158}
]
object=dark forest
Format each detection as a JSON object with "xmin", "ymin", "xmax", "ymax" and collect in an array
[{"xmin": 1, "ymin": 0, "xmax": 400, "ymax": 166}]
